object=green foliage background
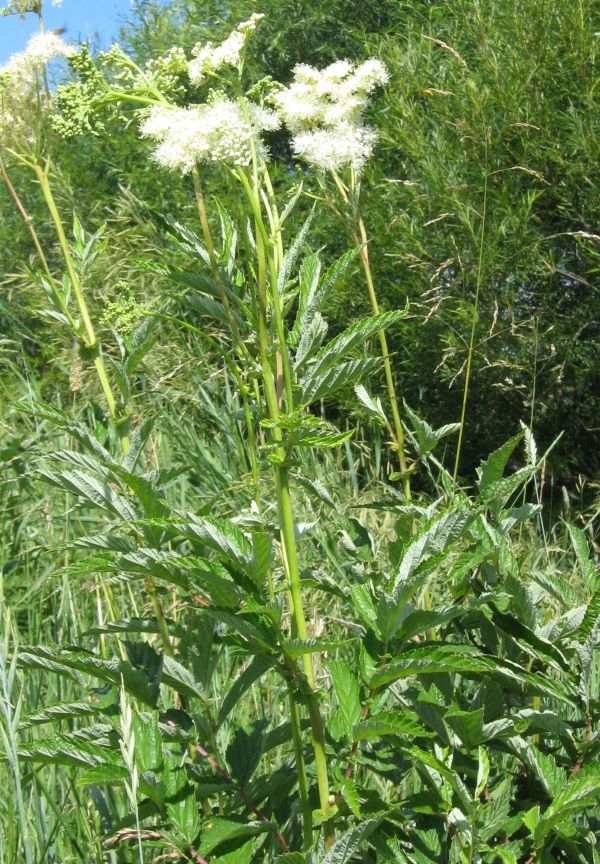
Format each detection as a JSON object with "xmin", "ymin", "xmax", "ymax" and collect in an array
[{"xmin": 4, "ymin": 0, "xmax": 599, "ymax": 480}]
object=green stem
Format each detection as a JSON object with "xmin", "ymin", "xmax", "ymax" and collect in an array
[
  {"xmin": 356, "ymin": 216, "xmax": 411, "ymax": 500},
  {"xmin": 0, "ymin": 154, "xmax": 76, "ymax": 331},
  {"xmin": 287, "ymin": 686, "xmax": 313, "ymax": 850},
  {"xmin": 330, "ymin": 171, "xmax": 411, "ymax": 498},
  {"xmin": 34, "ymin": 162, "xmax": 130, "ymax": 452},
  {"xmin": 34, "ymin": 163, "xmax": 96, "ymax": 347},
  {"xmin": 239, "ymin": 166, "xmax": 333, "ymax": 845},
  {"xmin": 191, "ymin": 169, "xmax": 265, "ymax": 528},
  {"xmin": 191, "ymin": 169, "xmax": 245, "ymax": 353},
  {"xmin": 453, "ymin": 150, "xmax": 489, "ymax": 481}
]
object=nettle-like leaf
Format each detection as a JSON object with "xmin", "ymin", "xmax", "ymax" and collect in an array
[
  {"xmin": 198, "ymin": 818, "xmax": 273, "ymax": 857},
  {"xmin": 377, "ymin": 507, "xmax": 473, "ymax": 640},
  {"xmin": 328, "ymin": 660, "xmax": 362, "ymax": 740},
  {"xmin": 320, "ymin": 816, "xmax": 383, "ymax": 864},
  {"xmin": 476, "ymin": 433, "xmax": 523, "ymax": 496},
  {"xmin": 291, "ymin": 245, "xmax": 363, "ymax": 348},
  {"xmin": 403, "ymin": 403, "xmax": 460, "ymax": 457},
  {"xmin": 534, "ymin": 763, "xmax": 600, "ymax": 849},
  {"xmin": 354, "ymin": 384, "xmax": 388, "ymax": 426},
  {"xmin": 226, "ymin": 720, "xmax": 267, "ymax": 787},
  {"xmin": 370, "ymin": 643, "xmax": 577, "ymax": 704},
  {"xmin": 567, "ymin": 524, "xmax": 597, "ymax": 589},
  {"xmin": 167, "ymin": 513, "xmax": 254, "ymax": 573},
  {"xmin": 277, "ymin": 207, "xmax": 315, "ymax": 300},
  {"xmin": 37, "ymin": 468, "xmax": 138, "ymax": 522},
  {"xmin": 301, "ymin": 358, "xmax": 382, "ymax": 406},
  {"xmin": 218, "ymin": 656, "xmax": 272, "ymax": 728},
  {"xmin": 307, "ymin": 310, "xmax": 407, "ymax": 381}
]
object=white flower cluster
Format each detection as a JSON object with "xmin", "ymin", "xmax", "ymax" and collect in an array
[
  {"xmin": 274, "ymin": 58, "xmax": 389, "ymax": 171},
  {"xmin": 139, "ymin": 97, "xmax": 279, "ymax": 174},
  {"xmin": 1, "ymin": 31, "xmax": 73, "ymax": 147},
  {"xmin": 0, "ymin": 31, "xmax": 73, "ymax": 79},
  {"xmin": 293, "ymin": 123, "xmax": 378, "ymax": 172},
  {"xmin": 1, "ymin": 0, "xmax": 61, "ymax": 14},
  {"xmin": 188, "ymin": 13, "xmax": 264, "ymax": 84}
]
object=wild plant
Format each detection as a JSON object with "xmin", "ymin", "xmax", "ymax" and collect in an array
[{"xmin": 1, "ymin": 6, "xmax": 600, "ymax": 864}]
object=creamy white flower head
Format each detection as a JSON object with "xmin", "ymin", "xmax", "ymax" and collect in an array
[
  {"xmin": 275, "ymin": 56, "xmax": 388, "ymax": 131},
  {"xmin": 315, "ymin": 59, "xmax": 353, "ymax": 97},
  {"xmin": 275, "ymin": 56, "xmax": 388, "ymax": 172},
  {"xmin": 292, "ymin": 123, "xmax": 377, "ymax": 172},
  {"xmin": 238, "ymin": 12, "xmax": 264, "ymax": 31},
  {"xmin": 293, "ymin": 64, "xmax": 320, "ymax": 86},
  {"xmin": 247, "ymin": 103, "xmax": 281, "ymax": 132},
  {"xmin": 0, "ymin": 31, "xmax": 72, "ymax": 82},
  {"xmin": 322, "ymin": 92, "xmax": 364, "ymax": 126},
  {"xmin": 346, "ymin": 58, "xmax": 389, "ymax": 93},
  {"xmin": 188, "ymin": 14, "xmax": 264, "ymax": 84},
  {"xmin": 273, "ymin": 81, "xmax": 324, "ymax": 132},
  {"xmin": 1, "ymin": 30, "xmax": 73, "ymax": 148},
  {"xmin": 24, "ymin": 31, "xmax": 75, "ymax": 65},
  {"xmin": 140, "ymin": 98, "xmax": 274, "ymax": 173},
  {"xmin": 140, "ymin": 105, "xmax": 207, "ymax": 172}
]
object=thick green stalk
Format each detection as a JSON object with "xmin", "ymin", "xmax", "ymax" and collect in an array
[
  {"xmin": 35, "ymin": 165, "xmax": 96, "ymax": 349},
  {"xmin": 237, "ymin": 166, "xmax": 333, "ymax": 845},
  {"xmin": 191, "ymin": 169, "xmax": 265, "ymax": 521},
  {"xmin": 32, "ymin": 168, "xmax": 181, "ymax": 666}
]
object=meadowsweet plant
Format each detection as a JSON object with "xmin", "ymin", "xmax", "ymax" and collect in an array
[
  {"xmin": 3, "ymin": 9, "xmax": 600, "ymax": 864},
  {"xmin": 45, "ymin": 14, "xmax": 408, "ymax": 853}
]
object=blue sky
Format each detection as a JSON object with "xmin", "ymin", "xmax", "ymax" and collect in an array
[{"xmin": 0, "ymin": 0, "xmax": 140, "ymax": 64}]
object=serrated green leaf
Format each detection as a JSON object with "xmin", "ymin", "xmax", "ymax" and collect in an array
[
  {"xmin": 329, "ymin": 660, "xmax": 362, "ymax": 740},
  {"xmin": 353, "ymin": 711, "xmax": 432, "ymax": 741},
  {"xmin": 404, "ymin": 403, "xmax": 460, "ymax": 456},
  {"xmin": 292, "ymin": 245, "xmax": 363, "ymax": 347},
  {"xmin": 354, "ymin": 384, "xmax": 387, "ymax": 426},
  {"xmin": 226, "ymin": 720, "xmax": 267, "ymax": 787},
  {"xmin": 341, "ymin": 778, "xmax": 362, "ymax": 818},
  {"xmin": 277, "ymin": 207, "xmax": 315, "ymax": 298},
  {"xmin": 477, "ymin": 433, "xmax": 523, "ymax": 495},
  {"xmin": 218, "ymin": 656, "xmax": 272, "ymax": 728},
  {"xmin": 310, "ymin": 310, "xmax": 407, "ymax": 379},
  {"xmin": 301, "ymin": 358, "xmax": 382, "ymax": 406},
  {"xmin": 198, "ymin": 818, "xmax": 272, "ymax": 856},
  {"xmin": 283, "ymin": 638, "xmax": 344, "ymax": 660},
  {"xmin": 321, "ymin": 816, "xmax": 383, "ymax": 864},
  {"xmin": 23, "ymin": 701, "xmax": 101, "ymax": 727},
  {"xmin": 167, "ymin": 790, "xmax": 201, "ymax": 845},
  {"xmin": 38, "ymin": 468, "xmax": 137, "ymax": 522},
  {"xmin": 534, "ymin": 763, "xmax": 600, "ymax": 848},
  {"xmin": 169, "ymin": 513, "xmax": 254, "ymax": 572},
  {"xmin": 162, "ymin": 655, "xmax": 204, "ymax": 701}
]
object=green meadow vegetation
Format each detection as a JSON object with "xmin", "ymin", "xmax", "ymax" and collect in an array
[{"xmin": 1, "ymin": 1, "xmax": 599, "ymax": 862}]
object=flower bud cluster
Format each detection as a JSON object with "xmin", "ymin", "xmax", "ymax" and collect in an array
[
  {"xmin": 52, "ymin": 46, "xmax": 110, "ymax": 138},
  {"xmin": 145, "ymin": 46, "xmax": 188, "ymax": 99},
  {"xmin": 1, "ymin": 0, "xmax": 61, "ymax": 15},
  {"xmin": 273, "ymin": 58, "xmax": 389, "ymax": 171}
]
